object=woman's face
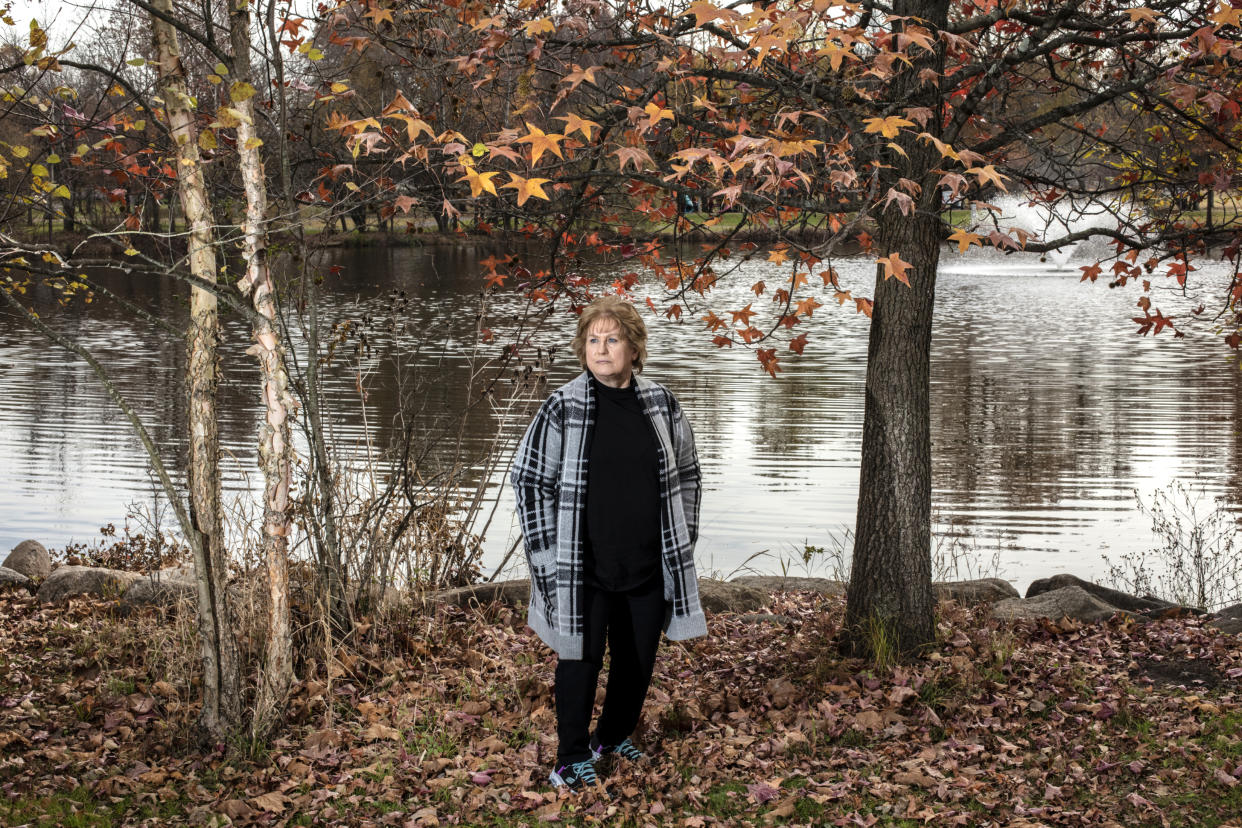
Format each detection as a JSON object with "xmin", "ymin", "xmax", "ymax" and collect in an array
[{"xmin": 586, "ymin": 317, "xmax": 637, "ymax": 388}]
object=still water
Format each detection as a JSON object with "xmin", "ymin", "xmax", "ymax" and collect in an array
[{"xmin": 2, "ymin": 243, "xmax": 1239, "ymax": 594}]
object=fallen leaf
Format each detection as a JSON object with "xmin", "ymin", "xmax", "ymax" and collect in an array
[
  {"xmin": 250, "ymin": 791, "xmax": 288, "ymax": 813},
  {"xmin": 766, "ymin": 677, "xmax": 798, "ymax": 709},
  {"xmin": 853, "ymin": 710, "xmax": 883, "ymax": 732},
  {"xmin": 362, "ymin": 722, "xmax": 400, "ymax": 741},
  {"xmin": 747, "ymin": 782, "xmax": 780, "ymax": 804},
  {"xmin": 219, "ymin": 799, "xmax": 253, "ymax": 820}
]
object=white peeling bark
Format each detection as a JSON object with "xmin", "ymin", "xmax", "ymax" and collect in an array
[
  {"xmin": 228, "ymin": 0, "xmax": 295, "ymax": 738},
  {"xmin": 149, "ymin": 0, "xmax": 241, "ymax": 744}
]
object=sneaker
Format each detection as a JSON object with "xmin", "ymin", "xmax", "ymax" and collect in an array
[
  {"xmin": 549, "ymin": 759, "xmax": 599, "ymax": 791},
  {"xmin": 590, "ymin": 736, "xmax": 644, "ymax": 763}
]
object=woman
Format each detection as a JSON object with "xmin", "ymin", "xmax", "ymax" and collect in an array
[{"xmin": 510, "ymin": 295, "xmax": 708, "ymax": 791}]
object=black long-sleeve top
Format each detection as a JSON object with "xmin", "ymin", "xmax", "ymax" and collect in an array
[{"xmin": 584, "ymin": 377, "xmax": 662, "ymax": 591}]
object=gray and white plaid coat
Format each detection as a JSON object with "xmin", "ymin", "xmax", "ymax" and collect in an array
[{"xmin": 510, "ymin": 371, "xmax": 708, "ymax": 658}]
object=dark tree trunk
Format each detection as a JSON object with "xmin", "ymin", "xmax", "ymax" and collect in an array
[
  {"xmin": 146, "ymin": 196, "xmax": 161, "ymax": 232},
  {"xmin": 63, "ymin": 193, "xmax": 75, "ymax": 234},
  {"xmin": 844, "ymin": 213, "xmax": 940, "ymax": 658},
  {"xmin": 844, "ymin": 0, "xmax": 949, "ymax": 660}
]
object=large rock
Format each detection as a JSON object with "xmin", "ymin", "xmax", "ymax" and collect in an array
[
  {"xmin": 934, "ymin": 578, "xmax": 1020, "ymax": 605},
  {"xmin": 731, "ymin": 575, "xmax": 846, "ymax": 597},
  {"xmin": 3, "ymin": 540, "xmax": 51, "ymax": 580},
  {"xmin": 993, "ymin": 585, "xmax": 1126, "ymax": 624},
  {"xmin": 124, "ymin": 579, "xmax": 196, "ymax": 608},
  {"xmin": 122, "ymin": 563, "xmax": 198, "ymax": 608},
  {"xmin": 151, "ymin": 563, "xmax": 196, "ymax": 583},
  {"xmin": 697, "ymin": 578, "xmax": 770, "ymax": 614},
  {"xmin": 1025, "ymin": 573, "xmax": 1178, "ymax": 614},
  {"xmin": 426, "ymin": 579, "xmax": 530, "ymax": 608},
  {"xmin": 1208, "ymin": 603, "xmax": 1242, "ymax": 635},
  {"xmin": 37, "ymin": 565, "xmax": 141, "ymax": 604},
  {"xmin": 0, "ymin": 566, "xmax": 32, "ymax": 591}
]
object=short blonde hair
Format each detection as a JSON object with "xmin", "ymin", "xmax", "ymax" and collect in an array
[{"xmin": 572, "ymin": 296, "xmax": 648, "ymax": 374}]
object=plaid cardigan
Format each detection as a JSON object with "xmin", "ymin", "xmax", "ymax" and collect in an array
[{"xmin": 510, "ymin": 371, "xmax": 708, "ymax": 658}]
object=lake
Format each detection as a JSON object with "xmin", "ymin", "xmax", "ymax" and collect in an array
[{"xmin": 2, "ymin": 241, "xmax": 1239, "ymax": 595}]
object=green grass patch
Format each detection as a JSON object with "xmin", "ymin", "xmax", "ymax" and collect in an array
[
  {"xmin": 105, "ymin": 677, "xmax": 136, "ymax": 696},
  {"xmin": 826, "ymin": 726, "xmax": 871, "ymax": 748},
  {"xmin": 0, "ymin": 786, "xmax": 187, "ymax": 827},
  {"xmin": 703, "ymin": 781, "xmax": 748, "ymax": 819},
  {"xmin": 791, "ymin": 794, "xmax": 828, "ymax": 822},
  {"xmin": 404, "ymin": 721, "xmax": 459, "ymax": 758},
  {"xmin": 1200, "ymin": 710, "xmax": 1242, "ymax": 757}
]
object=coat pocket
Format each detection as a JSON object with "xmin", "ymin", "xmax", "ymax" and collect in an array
[
  {"xmin": 528, "ymin": 542, "xmax": 557, "ymax": 571},
  {"xmin": 526, "ymin": 550, "xmax": 558, "ymax": 622}
]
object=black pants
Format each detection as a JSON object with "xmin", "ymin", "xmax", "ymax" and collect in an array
[{"xmin": 554, "ymin": 577, "xmax": 666, "ymax": 765}]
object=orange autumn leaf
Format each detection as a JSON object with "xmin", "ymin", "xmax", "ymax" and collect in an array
[
  {"xmin": 757, "ymin": 348, "xmax": 780, "ymax": 377},
  {"xmin": 947, "ymin": 228, "xmax": 983, "ymax": 254},
  {"xmin": 967, "ymin": 164, "xmax": 1010, "ymax": 190},
  {"xmin": 863, "ymin": 115, "xmax": 915, "ymax": 139},
  {"xmin": 877, "ymin": 252, "xmax": 913, "ymax": 286},
  {"xmin": 363, "ymin": 5, "xmax": 394, "ymax": 24},
  {"xmin": 794, "ymin": 296, "xmax": 823, "ymax": 317},
  {"xmin": 523, "ymin": 17, "xmax": 555, "ymax": 36},
  {"xmin": 561, "ymin": 65, "xmax": 599, "ymax": 90},
  {"xmin": 615, "ymin": 146, "xmax": 655, "ymax": 172},
  {"xmin": 458, "ymin": 167, "xmax": 500, "ymax": 197},
  {"xmin": 517, "ymin": 123, "xmax": 565, "ymax": 165},
  {"xmin": 730, "ymin": 303, "xmax": 757, "ymax": 326},
  {"xmin": 685, "ymin": 0, "xmax": 736, "ymax": 26},
  {"xmin": 500, "ymin": 173, "xmax": 550, "ymax": 205},
  {"xmin": 556, "ymin": 112, "xmax": 601, "ymax": 141}
]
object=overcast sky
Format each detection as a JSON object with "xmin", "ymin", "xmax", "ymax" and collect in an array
[{"xmin": 15, "ymin": 0, "xmax": 104, "ymax": 41}]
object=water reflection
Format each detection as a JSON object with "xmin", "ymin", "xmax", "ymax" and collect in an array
[{"xmin": 1, "ymin": 245, "xmax": 1239, "ymax": 594}]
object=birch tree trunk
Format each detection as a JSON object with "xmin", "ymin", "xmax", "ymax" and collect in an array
[
  {"xmin": 149, "ymin": 0, "xmax": 241, "ymax": 743},
  {"xmin": 264, "ymin": 2, "xmax": 347, "ymax": 635},
  {"xmin": 227, "ymin": 0, "xmax": 296, "ymax": 737}
]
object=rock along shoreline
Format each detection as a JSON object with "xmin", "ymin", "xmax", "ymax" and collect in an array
[{"xmin": 4, "ymin": 538, "xmax": 1240, "ymax": 635}]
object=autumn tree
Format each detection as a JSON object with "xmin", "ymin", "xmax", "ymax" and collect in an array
[{"xmin": 328, "ymin": 0, "xmax": 1242, "ymax": 658}]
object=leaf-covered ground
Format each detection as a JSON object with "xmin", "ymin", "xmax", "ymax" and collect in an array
[{"xmin": 2, "ymin": 589, "xmax": 1241, "ymax": 827}]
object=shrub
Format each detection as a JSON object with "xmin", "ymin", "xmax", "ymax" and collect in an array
[{"xmin": 1104, "ymin": 479, "xmax": 1242, "ymax": 611}]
